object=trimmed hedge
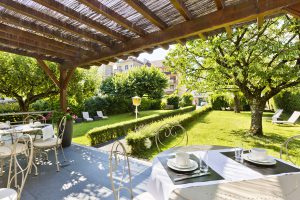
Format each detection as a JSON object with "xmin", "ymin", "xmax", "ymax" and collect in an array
[
  {"xmin": 86, "ymin": 106, "xmax": 196, "ymax": 146},
  {"xmin": 126, "ymin": 106, "xmax": 211, "ymax": 155}
]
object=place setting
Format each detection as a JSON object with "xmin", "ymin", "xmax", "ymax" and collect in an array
[
  {"xmin": 158, "ymin": 151, "xmax": 224, "ymax": 185},
  {"xmin": 222, "ymin": 147, "xmax": 300, "ymax": 175}
]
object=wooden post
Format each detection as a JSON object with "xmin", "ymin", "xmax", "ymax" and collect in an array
[{"xmin": 59, "ymin": 67, "xmax": 68, "ymax": 112}]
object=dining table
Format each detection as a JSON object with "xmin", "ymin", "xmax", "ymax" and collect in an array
[{"xmin": 147, "ymin": 145, "xmax": 300, "ymax": 200}]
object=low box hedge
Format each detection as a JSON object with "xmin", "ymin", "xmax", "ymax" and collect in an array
[
  {"xmin": 126, "ymin": 106, "xmax": 211, "ymax": 155},
  {"xmin": 86, "ymin": 106, "xmax": 196, "ymax": 146}
]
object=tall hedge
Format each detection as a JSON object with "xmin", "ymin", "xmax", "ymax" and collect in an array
[
  {"xmin": 274, "ymin": 91, "xmax": 300, "ymax": 114},
  {"xmin": 126, "ymin": 106, "xmax": 211, "ymax": 156},
  {"xmin": 86, "ymin": 106, "xmax": 196, "ymax": 146}
]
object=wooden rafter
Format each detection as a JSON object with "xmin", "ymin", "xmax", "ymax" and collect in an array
[
  {"xmin": 214, "ymin": 0, "xmax": 224, "ymax": 10},
  {"xmin": 62, "ymin": 68, "xmax": 76, "ymax": 90},
  {"xmin": 0, "ymin": 37, "xmax": 74, "ymax": 61},
  {"xmin": 170, "ymin": 0, "xmax": 193, "ymax": 20},
  {"xmin": 32, "ymin": 0, "xmax": 128, "ymax": 42},
  {"xmin": 78, "ymin": 0, "xmax": 146, "ymax": 36},
  {"xmin": 0, "ymin": 45, "xmax": 63, "ymax": 63},
  {"xmin": 0, "ymin": 23, "xmax": 81, "ymax": 56},
  {"xmin": 0, "ymin": 12, "xmax": 101, "ymax": 51},
  {"xmin": 284, "ymin": 3, "xmax": 300, "ymax": 17},
  {"xmin": 79, "ymin": 0, "xmax": 300, "ymax": 66},
  {"xmin": 0, "ymin": 0, "xmax": 113, "ymax": 46},
  {"xmin": 36, "ymin": 59, "xmax": 60, "ymax": 88},
  {"xmin": 124, "ymin": 0, "xmax": 168, "ymax": 30}
]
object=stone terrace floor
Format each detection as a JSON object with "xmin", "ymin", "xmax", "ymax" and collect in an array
[{"xmin": 0, "ymin": 144, "xmax": 152, "ymax": 200}]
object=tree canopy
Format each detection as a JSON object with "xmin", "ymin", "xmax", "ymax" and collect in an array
[
  {"xmin": 165, "ymin": 15, "xmax": 300, "ymax": 136},
  {"xmin": 0, "ymin": 52, "xmax": 99, "ymax": 111},
  {"xmin": 100, "ymin": 66, "xmax": 168, "ymax": 99}
]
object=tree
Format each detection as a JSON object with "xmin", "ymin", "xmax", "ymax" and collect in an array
[
  {"xmin": 0, "ymin": 52, "xmax": 99, "ymax": 111},
  {"xmin": 100, "ymin": 66, "xmax": 168, "ymax": 99},
  {"xmin": 165, "ymin": 16, "xmax": 300, "ymax": 136}
]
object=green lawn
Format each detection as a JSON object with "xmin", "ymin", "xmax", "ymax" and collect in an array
[
  {"xmin": 72, "ymin": 110, "xmax": 171, "ymax": 145},
  {"xmin": 141, "ymin": 111, "xmax": 300, "ymax": 164}
]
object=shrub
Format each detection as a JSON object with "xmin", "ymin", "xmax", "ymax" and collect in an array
[
  {"xmin": 209, "ymin": 94, "xmax": 229, "ymax": 110},
  {"xmin": 274, "ymin": 91, "xmax": 300, "ymax": 114},
  {"xmin": 86, "ymin": 106, "xmax": 196, "ymax": 146},
  {"xmin": 126, "ymin": 106, "xmax": 211, "ymax": 156},
  {"xmin": 167, "ymin": 95, "xmax": 180, "ymax": 109},
  {"xmin": 180, "ymin": 93, "xmax": 193, "ymax": 107}
]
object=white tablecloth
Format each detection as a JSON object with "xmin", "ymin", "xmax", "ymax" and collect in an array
[{"xmin": 147, "ymin": 149, "xmax": 300, "ymax": 200}]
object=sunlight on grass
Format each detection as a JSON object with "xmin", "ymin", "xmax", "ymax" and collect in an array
[
  {"xmin": 143, "ymin": 111, "xmax": 300, "ymax": 165},
  {"xmin": 72, "ymin": 110, "xmax": 170, "ymax": 146}
]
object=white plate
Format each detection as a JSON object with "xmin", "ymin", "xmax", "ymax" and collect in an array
[
  {"xmin": 243, "ymin": 153, "xmax": 277, "ymax": 165},
  {"xmin": 167, "ymin": 158, "xmax": 198, "ymax": 172}
]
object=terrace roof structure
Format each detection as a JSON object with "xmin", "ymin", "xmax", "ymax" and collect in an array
[{"xmin": 0, "ymin": 0, "xmax": 300, "ymax": 110}]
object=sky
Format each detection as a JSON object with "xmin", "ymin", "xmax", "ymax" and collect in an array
[{"xmin": 138, "ymin": 47, "xmax": 170, "ymax": 61}]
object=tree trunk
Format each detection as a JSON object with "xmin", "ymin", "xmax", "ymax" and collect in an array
[
  {"xmin": 233, "ymin": 93, "xmax": 241, "ymax": 113},
  {"xmin": 17, "ymin": 100, "xmax": 29, "ymax": 112},
  {"xmin": 249, "ymin": 99, "xmax": 266, "ymax": 136}
]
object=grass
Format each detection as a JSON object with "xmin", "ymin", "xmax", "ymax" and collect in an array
[
  {"xmin": 141, "ymin": 111, "xmax": 300, "ymax": 164},
  {"xmin": 72, "ymin": 110, "xmax": 171, "ymax": 145}
]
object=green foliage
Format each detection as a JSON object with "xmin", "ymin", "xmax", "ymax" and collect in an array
[
  {"xmin": 167, "ymin": 95, "xmax": 180, "ymax": 109},
  {"xmin": 180, "ymin": 93, "xmax": 193, "ymax": 107},
  {"xmin": 126, "ymin": 106, "xmax": 211, "ymax": 156},
  {"xmin": 86, "ymin": 106, "xmax": 196, "ymax": 146},
  {"xmin": 274, "ymin": 91, "xmax": 300, "ymax": 114},
  {"xmin": 209, "ymin": 93, "xmax": 230, "ymax": 110},
  {"xmin": 0, "ymin": 103, "xmax": 22, "ymax": 122},
  {"xmin": 100, "ymin": 66, "xmax": 168, "ymax": 99}
]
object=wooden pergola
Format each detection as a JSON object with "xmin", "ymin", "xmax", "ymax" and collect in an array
[{"xmin": 0, "ymin": 0, "xmax": 300, "ymax": 111}]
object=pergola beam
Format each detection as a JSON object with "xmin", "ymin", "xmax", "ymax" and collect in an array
[
  {"xmin": 124, "ymin": 0, "xmax": 168, "ymax": 30},
  {"xmin": 214, "ymin": 0, "xmax": 224, "ymax": 10},
  {"xmin": 0, "ymin": 45, "xmax": 63, "ymax": 63},
  {"xmin": 78, "ymin": 0, "xmax": 147, "ymax": 36},
  {"xmin": 0, "ymin": 12, "xmax": 102, "ymax": 51},
  {"xmin": 0, "ymin": 0, "xmax": 113, "ymax": 46},
  {"xmin": 284, "ymin": 3, "xmax": 300, "ymax": 17},
  {"xmin": 170, "ymin": 0, "xmax": 193, "ymax": 20},
  {"xmin": 36, "ymin": 59, "xmax": 60, "ymax": 88},
  {"xmin": 32, "ymin": 0, "xmax": 128, "ymax": 42},
  {"xmin": 79, "ymin": 0, "xmax": 300, "ymax": 66}
]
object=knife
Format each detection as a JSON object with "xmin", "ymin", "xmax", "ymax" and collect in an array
[{"xmin": 174, "ymin": 172, "xmax": 210, "ymax": 182}]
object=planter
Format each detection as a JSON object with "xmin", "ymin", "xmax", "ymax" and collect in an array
[{"xmin": 61, "ymin": 119, "xmax": 73, "ymax": 147}]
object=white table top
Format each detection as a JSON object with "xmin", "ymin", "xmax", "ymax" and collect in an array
[{"xmin": 147, "ymin": 148, "xmax": 300, "ymax": 200}]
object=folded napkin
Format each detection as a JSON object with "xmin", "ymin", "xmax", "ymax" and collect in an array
[
  {"xmin": 0, "ymin": 123, "xmax": 10, "ymax": 129},
  {"xmin": 42, "ymin": 125, "xmax": 55, "ymax": 140}
]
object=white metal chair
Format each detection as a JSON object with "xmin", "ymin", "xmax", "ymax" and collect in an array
[
  {"xmin": 155, "ymin": 122, "xmax": 188, "ymax": 152},
  {"xmin": 82, "ymin": 112, "xmax": 93, "ymax": 121},
  {"xmin": 0, "ymin": 133, "xmax": 33, "ymax": 200},
  {"xmin": 97, "ymin": 111, "xmax": 108, "ymax": 119},
  {"xmin": 23, "ymin": 114, "xmax": 46, "ymax": 124},
  {"xmin": 33, "ymin": 116, "xmax": 67, "ymax": 172},
  {"xmin": 109, "ymin": 141, "xmax": 154, "ymax": 200},
  {"xmin": 271, "ymin": 109, "xmax": 283, "ymax": 122},
  {"xmin": 280, "ymin": 134, "xmax": 300, "ymax": 165},
  {"xmin": 272, "ymin": 111, "xmax": 300, "ymax": 124}
]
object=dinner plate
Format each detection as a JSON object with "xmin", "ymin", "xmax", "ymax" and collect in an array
[
  {"xmin": 243, "ymin": 153, "xmax": 277, "ymax": 165},
  {"xmin": 167, "ymin": 158, "xmax": 198, "ymax": 172}
]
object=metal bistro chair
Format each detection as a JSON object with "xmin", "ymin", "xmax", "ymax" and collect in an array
[
  {"xmin": 32, "ymin": 116, "xmax": 67, "ymax": 172},
  {"xmin": 23, "ymin": 114, "xmax": 46, "ymax": 125},
  {"xmin": 280, "ymin": 134, "xmax": 300, "ymax": 165},
  {"xmin": 0, "ymin": 133, "xmax": 34, "ymax": 200},
  {"xmin": 155, "ymin": 122, "xmax": 188, "ymax": 152},
  {"xmin": 109, "ymin": 141, "xmax": 154, "ymax": 200}
]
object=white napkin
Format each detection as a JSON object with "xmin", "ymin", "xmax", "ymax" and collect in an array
[
  {"xmin": 42, "ymin": 125, "xmax": 54, "ymax": 140},
  {"xmin": 0, "ymin": 123, "xmax": 10, "ymax": 129}
]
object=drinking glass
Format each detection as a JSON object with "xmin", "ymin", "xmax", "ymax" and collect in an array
[
  {"xmin": 235, "ymin": 147, "xmax": 244, "ymax": 162},
  {"xmin": 200, "ymin": 151, "xmax": 209, "ymax": 173}
]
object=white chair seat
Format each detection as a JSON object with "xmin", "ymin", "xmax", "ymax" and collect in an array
[
  {"xmin": 134, "ymin": 192, "xmax": 155, "ymax": 200},
  {"xmin": 0, "ymin": 188, "xmax": 17, "ymax": 200},
  {"xmin": 33, "ymin": 138, "xmax": 61, "ymax": 148},
  {"xmin": 0, "ymin": 143, "xmax": 28, "ymax": 158},
  {"xmin": 85, "ymin": 118, "xmax": 93, "ymax": 121}
]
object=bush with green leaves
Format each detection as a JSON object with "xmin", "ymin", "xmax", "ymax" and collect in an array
[
  {"xmin": 86, "ymin": 106, "xmax": 196, "ymax": 146},
  {"xmin": 180, "ymin": 93, "xmax": 193, "ymax": 107},
  {"xmin": 167, "ymin": 95, "xmax": 180, "ymax": 109},
  {"xmin": 126, "ymin": 106, "xmax": 211, "ymax": 156},
  {"xmin": 274, "ymin": 91, "xmax": 300, "ymax": 114},
  {"xmin": 209, "ymin": 94, "xmax": 229, "ymax": 110}
]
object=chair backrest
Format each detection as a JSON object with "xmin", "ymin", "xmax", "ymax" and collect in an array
[
  {"xmin": 97, "ymin": 111, "xmax": 103, "ymax": 117},
  {"xmin": 82, "ymin": 112, "xmax": 90, "ymax": 119},
  {"xmin": 272, "ymin": 109, "xmax": 283, "ymax": 119},
  {"xmin": 155, "ymin": 122, "xmax": 188, "ymax": 152},
  {"xmin": 23, "ymin": 114, "xmax": 46, "ymax": 124},
  {"xmin": 109, "ymin": 141, "xmax": 133, "ymax": 200},
  {"xmin": 288, "ymin": 111, "xmax": 300, "ymax": 123},
  {"xmin": 7, "ymin": 132, "xmax": 34, "ymax": 199},
  {"xmin": 57, "ymin": 116, "xmax": 67, "ymax": 145},
  {"xmin": 280, "ymin": 134, "xmax": 300, "ymax": 165}
]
